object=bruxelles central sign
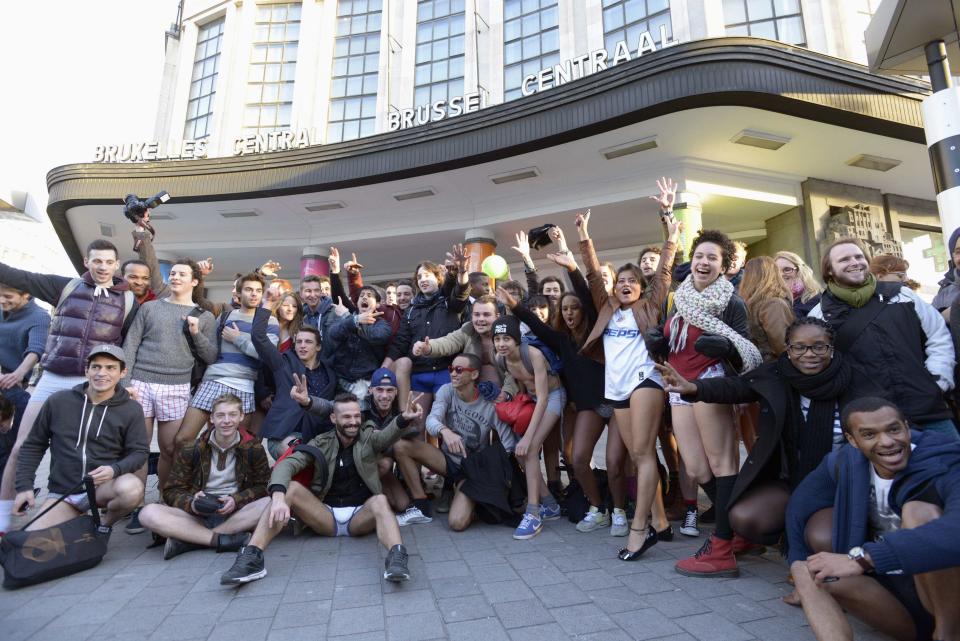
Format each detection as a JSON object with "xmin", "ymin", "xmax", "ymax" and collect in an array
[{"xmin": 388, "ymin": 26, "xmax": 677, "ymax": 132}]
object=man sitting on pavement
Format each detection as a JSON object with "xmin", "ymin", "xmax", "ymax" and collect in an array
[
  {"xmin": 787, "ymin": 397, "xmax": 960, "ymax": 641},
  {"xmin": 392, "ymin": 353, "xmax": 518, "ymax": 530},
  {"xmin": 220, "ymin": 392, "xmax": 423, "ymax": 586},
  {"xmin": 139, "ymin": 393, "xmax": 271, "ymax": 560},
  {"xmin": 14, "ymin": 345, "xmax": 148, "ymax": 530}
]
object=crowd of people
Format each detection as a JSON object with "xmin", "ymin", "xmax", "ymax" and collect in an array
[{"xmin": 1, "ymin": 177, "xmax": 960, "ymax": 641}]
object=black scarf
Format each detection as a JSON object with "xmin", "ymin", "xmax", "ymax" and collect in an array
[{"xmin": 777, "ymin": 352, "xmax": 851, "ymax": 487}]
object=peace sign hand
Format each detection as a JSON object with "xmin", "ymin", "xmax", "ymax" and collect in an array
[
  {"xmin": 344, "ymin": 253, "xmax": 364, "ymax": 274},
  {"xmin": 357, "ymin": 309, "xmax": 383, "ymax": 325},
  {"xmin": 328, "ymin": 246, "xmax": 341, "ymax": 274},
  {"xmin": 575, "ymin": 209, "xmax": 591, "ymax": 240},
  {"xmin": 290, "ymin": 373, "xmax": 311, "ymax": 407},
  {"xmin": 402, "ymin": 392, "xmax": 425, "ymax": 421},
  {"xmin": 332, "ymin": 297, "xmax": 350, "ymax": 317}
]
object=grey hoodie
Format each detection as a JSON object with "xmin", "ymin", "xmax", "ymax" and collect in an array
[{"xmin": 16, "ymin": 384, "xmax": 149, "ymax": 495}]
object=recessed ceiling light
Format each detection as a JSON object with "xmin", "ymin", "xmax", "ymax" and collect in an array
[
  {"xmin": 150, "ymin": 212, "xmax": 177, "ymax": 220},
  {"xmin": 731, "ymin": 129, "xmax": 791, "ymax": 150},
  {"xmin": 305, "ymin": 201, "xmax": 346, "ymax": 212},
  {"xmin": 846, "ymin": 154, "xmax": 901, "ymax": 172},
  {"xmin": 600, "ymin": 136, "xmax": 658, "ymax": 160},
  {"xmin": 219, "ymin": 210, "xmax": 259, "ymax": 218},
  {"xmin": 98, "ymin": 222, "xmax": 115, "ymax": 237},
  {"xmin": 393, "ymin": 188, "xmax": 436, "ymax": 201},
  {"xmin": 490, "ymin": 167, "xmax": 540, "ymax": 184}
]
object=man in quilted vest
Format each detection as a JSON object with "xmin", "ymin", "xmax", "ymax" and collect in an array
[
  {"xmin": 0, "ymin": 239, "xmax": 138, "ymax": 534},
  {"xmin": 138, "ymin": 393, "xmax": 270, "ymax": 560}
]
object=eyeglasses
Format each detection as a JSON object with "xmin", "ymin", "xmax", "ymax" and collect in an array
[
  {"xmin": 780, "ymin": 266, "xmax": 798, "ymax": 275},
  {"xmin": 787, "ymin": 343, "xmax": 832, "ymax": 356},
  {"xmin": 448, "ymin": 365, "xmax": 477, "ymax": 375}
]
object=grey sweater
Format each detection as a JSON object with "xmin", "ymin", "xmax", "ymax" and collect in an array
[
  {"xmin": 426, "ymin": 383, "xmax": 517, "ymax": 462},
  {"xmin": 123, "ymin": 299, "xmax": 218, "ymax": 385}
]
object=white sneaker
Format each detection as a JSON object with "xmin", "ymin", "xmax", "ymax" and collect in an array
[
  {"xmin": 680, "ymin": 507, "xmax": 700, "ymax": 537},
  {"xmin": 575, "ymin": 507, "xmax": 610, "ymax": 533},
  {"xmin": 397, "ymin": 506, "xmax": 433, "ymax": 526},
  {"xmin": 610, "ymin": 509, "xmax": 629, "ymax": 537}
]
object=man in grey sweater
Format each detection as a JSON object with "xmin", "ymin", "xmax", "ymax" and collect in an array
[
  {"xmin": 392, "ymin": 353, "xmax": 517, "ymax": 530},
  {"xmin": 121, "ymin": 259, "xmax": 218, "ymax": 533}
]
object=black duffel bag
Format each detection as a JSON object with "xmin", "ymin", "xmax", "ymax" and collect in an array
[{"xmin": 1, "ymin": 476, "xmax": 112, "ymax": 589}]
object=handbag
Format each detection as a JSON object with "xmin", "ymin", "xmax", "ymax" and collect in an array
[
  {"xmin": 0, "ymin": 476, "xmax": 112, "ymax": 589},
  {"xmin": 495, "ymin": 393, "xmax": 536, "ymax": 436}
]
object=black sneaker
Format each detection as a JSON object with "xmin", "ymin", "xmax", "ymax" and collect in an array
[
  {"xmin": 383, "ymin": 544, "xmax": 410, "ymax": 582},
  {"xmin": 216, "ymin": 532, "xmax": 251, "ymax": 553},
  {"xmin": 220, "ymin": 545, "xmax": 266, "ymax": 585},
  {"xmin": 163, "ymin": 537, "xmax": 205, "ymax": 560},
  {"xmin": 125, "ymin": 507, "xmax": 145, "ymax": 535}
]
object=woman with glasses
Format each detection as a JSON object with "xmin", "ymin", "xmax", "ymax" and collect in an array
[
  {"xmin": 774, "ymin": 251, "xmax": 823, "ymax": 318},
  {"xmin": 656, "ymin": 317, "xmax": 880, "ymax": 549}
]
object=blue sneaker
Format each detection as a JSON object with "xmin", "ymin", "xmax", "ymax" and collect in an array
[
  {"xmin": 540, "ymin": 502, "xmax": 561, "ymax": 521},
  {"xmin": 513, "ymin": 513, "xmax": 543, "ymax": 540}
]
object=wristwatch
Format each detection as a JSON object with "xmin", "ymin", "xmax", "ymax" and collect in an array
[{"xmin": 847, "ymin": 546, "xmax": 873, "ymax": 573}]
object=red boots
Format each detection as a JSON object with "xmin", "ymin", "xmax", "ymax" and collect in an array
[{"xmin": 675, "ymin": 534, "xmax": 739, "ymax": 578}]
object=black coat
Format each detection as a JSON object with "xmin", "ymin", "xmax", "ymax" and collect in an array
[
  {"xmin": 690, "ymin": 361, "xmax": 882, "ymax": 506},
  {"xmin": 388, "ymin": 287, "xmax": 469, "ymax": 373}
]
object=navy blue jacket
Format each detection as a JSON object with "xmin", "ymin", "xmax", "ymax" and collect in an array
[
  {"xmin": 251, "ymin": 307, "xmax": 337, "ymax": 440},
  {"xmin": 786, "ymin": 430, "xmax": 960, "ymax": 575},
  {"xmin": 327, "ymin": 313, "xmax": 392, "ymax": 382},
  {"xmin": 387, "ymin": 286, "xmax": 469, "ymax": 373}
]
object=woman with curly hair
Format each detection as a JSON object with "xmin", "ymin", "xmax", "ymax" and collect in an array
[
  {"xmin": 647, "ymin": 228, "xmax": 762, "ymax": 577},
  {"xmin": 740, "ymin": 256, "xmax": 795, "ymax": 363},
  {"xmin": 774, "ymin": 251, "xmax": 822, "ymax": 318}
]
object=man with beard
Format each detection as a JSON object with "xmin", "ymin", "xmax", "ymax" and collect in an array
[
  {"xmin": 175, "ymin": 274, "xmax": 279, "ymax": 448},
  {"xmin": 392, "ymin": 354, "xmax": 517, "ymax": 530},
  {"xmin": 220, "ymin": 392, "xmax": 423, "ymax": 585},
  {"xmin": 810, "ymin": 239, "xmax": 956, "ymax": 436}
]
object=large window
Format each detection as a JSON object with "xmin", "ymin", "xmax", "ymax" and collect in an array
[
  {"xmin": 503, "ymin": 0, "xmax": 559, "ymax": 101},
  {"xmin": 244, "ymin": 3, "xmax": 301, "ymax": 135},
  {"xmin": 723, "ymin": 0, "xmax": 806, "ymax": 46},
  {"xmin": 602, "ymin": 0, "xmax": 672, "ymax": 56},
  {"xmin": 414, "ymin": 0, "xmax": 466, "ymax": 109},
  {"xmin": 184, "ymin": 18, "xmax": 225, "ymax": 139},
  {"xmin": 328, "ymin": 0, "xmax": 382, "ymax": 142}
]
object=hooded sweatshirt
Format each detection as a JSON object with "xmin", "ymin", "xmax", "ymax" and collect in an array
[{"xmin": 16, "ymin": 383, "xmax": 149, "ymax": 494}]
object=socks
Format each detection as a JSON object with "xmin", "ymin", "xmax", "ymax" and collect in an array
[
  {"xmin": 540, "ymin": 493, "xmax": 559, "ymax": 509},
  {"xmin": 699, "ymin": 478, "xmax": 717, "ymax": 505},
  {"xmin": 526, "ymin": 503, "xmax": 540, "ymax": 515},
  {"xmin": 0, "ymin": 500, "xmax": 13, "ymax": 532},
  {"xmin": 684, "ymin": 499, "xmax": 698, "ymax": 511},
  {"xmin": 713, "ymin": 475, "xmax": 737, "ymax": 540}
]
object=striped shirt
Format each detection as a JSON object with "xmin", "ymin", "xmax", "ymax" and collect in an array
[{"xmin": 203, "ymin": 309, "xmax": 279, "ymax": 391}]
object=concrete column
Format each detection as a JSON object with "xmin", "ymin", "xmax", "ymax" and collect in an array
[
  {"xmin": 463, "ymin": 228, "xmax": 497, "ymax": 286},
  {"xmin": 674, "ymin": 191, "xmax": 703, "ymax": 262},
  {"xmin": 923, "ymin": 40, "xmax": 960, "ymax": 246},
  {"xmin": 301, "ymin": 246, "xmax": 329, "ymax": 278}
]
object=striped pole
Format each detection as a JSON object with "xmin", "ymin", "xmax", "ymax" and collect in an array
[{"xmin": 924, "ymin": 40, "xmax": 960, "ymax": 245}]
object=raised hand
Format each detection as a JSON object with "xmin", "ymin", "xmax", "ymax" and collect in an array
[
  {"xmin": 290, "ymin": 373, "xmax": 311, "ymax": 407},
  {"xmin": 654, "ymin": 362, "xmax": 696, "ymax": 395},
  {"xmin": 356, "ymin": 309, "xmax": 383, "ymax": 325},
  {"xmin": 650, "ymin": 176, "xmax": 678, "ymax": 212},
  {"xmin": 664, "ymin": 212, "xmax": 682, "ymax": 241},
  {"xmin": 344, "ymin": 252, "xmax": 364, "ymax": 274},
  {"xmin": 548, "ymin": 226, "xmax": 569, "ymax": 253},
  {"xmin": 496, "ymin": 286, "xmax": 518, "ymax": 310},
  {"xmin": 260, "ymin": 260, "xmax": 281, "ymax": 278},
  {"xmin": 197, "ymin": 257, "xmax": 214, "ymax": 276},
  {"xmin": 328, "ymin": 246, "xmax": 341, "ymax": 274},
  {"xmin": 332, "ymin": 297, "xmax": 350, "ymax": 317},
  {"xmin": 575, "ymin": 209, "xmax": 591, "ymax": 240},
  {"xmin": 545, "ymin": 251, "xmax": 577, "ymax": 272},
  {"xmin": 449, "ymin": 243, "xmax": 468, "ymax": 273},
  {"xmin": 412, "ymin": 336, "xmax": 431, "ymax": 356},
  {"xmin": 402, "ymin": 392, "xmax": 425, "ymax": 421},
  {"xmin": 511, "ymin": 231, "xmax": 532, "ymax": 263}
]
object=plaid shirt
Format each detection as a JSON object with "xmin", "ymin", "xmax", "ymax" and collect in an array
[{"xmin": 163, "ymin": 428, "xmax": 270, "ymax": 514}]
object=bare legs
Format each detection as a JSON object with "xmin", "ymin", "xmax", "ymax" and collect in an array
[
  {"xmin": 0, "ymin": 402, "xmax": 44, "ymax": 501},
  {"xmin": 26, "ymin": 474, "xmax": 143, "ymax": 530},
  {"xmin": 139, "ymin": 497, "xmax": 270, "ymax": 545},
  {"xmin": 728, "ymin": 482, "xmax": 790, "ymax": 545},
  {"xmin": 392, "ymin": 439, "xmax": 475, "ymax": 531}
]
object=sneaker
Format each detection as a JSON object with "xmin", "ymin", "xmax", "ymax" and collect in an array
[
  {"xmin": 397, "ymin": 506, "xmax": 433, "ymax": 526},
  {"xmin": 163, "ymin": 537, "xmax": 205, "ymax": 561},
  {"xmin": 220, "ymin": 546, "xmax": 267, "ymax": 585},
  {"xmin": 675, "ymin": 534, "xmax": 739, "ymax": 578},
  {"xmin": 540, "ymin": 502, "xmax": 561, "ymax": 522},
  {"xmin": 610, "ymin": 510, "xmax": 629, "ymax": 537},
  {"xmin": 513, "ymin": 512, "xmax": 543, "ymax": 540},
  {"xmin": 575, "ymin": 507, "xmax": 610, "ymax": 533},
  {"xmin": 435, "ymin": 488, "xmax": 454, "ymax": 514},
  {"xmin": 384, "ymin": 544, "xmax": 410, "ymax": 582},
  {"xmin": 125, "ymin": 507, "xmax": 145, "ymax": 535},
  {"xmin": 679, "ymin": 506, "xmax": 700, "ymax": 537}
]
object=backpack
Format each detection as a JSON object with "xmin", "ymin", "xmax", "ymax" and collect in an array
[
  {"xmin": 183, "ymin": 307, "xmax": 219, "ymax": 393},
  {"xmin": 496, "ymin": 340, "xmax": 561, "ymax": 377}
]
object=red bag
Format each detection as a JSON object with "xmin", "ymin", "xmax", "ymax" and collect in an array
[
  {"xmin": 496, "ymin": 393, "xmax": 536, "ymax": 436},
  {"xmin": 274, "ymin": 439, "xmax": 315, "ymax": 487}
]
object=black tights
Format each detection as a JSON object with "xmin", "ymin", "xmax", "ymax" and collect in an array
[{"xmin": 728, "ymin": 481, "xmax": 790, "ymax": 546}]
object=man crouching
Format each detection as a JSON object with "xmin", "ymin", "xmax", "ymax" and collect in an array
[
  {"xmin": 220, "ymin": 392, "xmax": 423, "ymax": 586},
  {"xmin": 139, "ymin": 393, "xmax": 271, "ymax": 559}
]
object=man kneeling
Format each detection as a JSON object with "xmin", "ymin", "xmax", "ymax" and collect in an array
[
  {"xmin": 14, "ymin": 345, "xmax": 148, "ymax": 529},
  {"xmin": 139, "ymin": 393, "xmax": 271, "ymax": 559},
  {"xmin": 393, "ymin": 353, "xmax": 517, "ymax": 530},
  {"xmin": 787, "ymin": 397, "xmax": 960, "ymax": 641},
  {"xmin": 220, "ymin": 392, "xmax": 423, "ymax": 585}
]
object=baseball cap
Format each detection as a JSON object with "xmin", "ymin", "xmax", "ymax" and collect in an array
[
  {"xmin": 369, "ymin": 367, "xmax": 397, "ymax": 388},
  {"xmin": 86, "ymin": 344, "xmax": 126, "ymax": 367}
]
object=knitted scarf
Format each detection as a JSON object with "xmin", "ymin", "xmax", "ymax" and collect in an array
[
  {"xmin": 668, "ymin": 275, "xmax": 762, "ymax": 373},
  {"xmin": 827, "ymin": 273, "xmax": 877, "ymax": 309}
]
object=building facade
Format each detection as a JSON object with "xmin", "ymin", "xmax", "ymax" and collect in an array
[{"xmin": 49, "ymin": 0, "xmax": 946, "ymax": 301}]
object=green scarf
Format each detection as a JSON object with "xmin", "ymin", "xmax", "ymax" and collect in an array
[{"xmin": 828, "ymin": 273, "xmax": 877, "ymax": 308}]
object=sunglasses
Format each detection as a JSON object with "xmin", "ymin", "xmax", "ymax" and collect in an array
[{"xmin": 448, "ymin": 365, "xmax": 477, "ymax": 375}]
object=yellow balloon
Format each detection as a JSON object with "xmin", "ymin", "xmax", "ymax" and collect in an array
[{"xmin": 481, "ymin": 254, "xmax": 509, "ymax": 280}]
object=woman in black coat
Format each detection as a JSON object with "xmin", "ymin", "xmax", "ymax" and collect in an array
[{"xmin": 656, "ymin": 317, "xmax": 881, "ymax": 545}]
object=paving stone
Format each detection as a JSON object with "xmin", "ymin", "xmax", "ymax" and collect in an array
[
  {"xmin": 266, "ymin": 626, "xmax": 327, "ymax": 641},
  {"xmin": 430, "ymin": 576, "xmax": 482, "ymax": 597},
  {"xmin": 586, "ymin": 587, "xmax": 650, "ymax": 614},
  {"xmin": 727, "ymin": 575, "xmax": 793, "ymax": 600},
  {"xmin": 446, "ymin": 617, "xmax": 511, "ymax": 641},
  {"xmin": 618, "ymin": 571, "xmax": 678, "ymax": 595},
  {"xmin": 207, "ymin": 618, "xmax": 273, "ymax": 641},
  {"xmin": 479, "ymin": 579, "xmax": 535, "ymax": 604},
  {"xmin": 437, "ymin": 594, "xmax": 495, "ymax": 623},
  {"xmin": 675, "ymin": 612, "xmax": 755, "ymax": 641},
  {"xmin": 333, "ymin": 583, "xmax": 383, "ymax": 608},
  {"xmin": 334, "ymin": 567, "xmax": 382, "ymax": 587},
  {"xmin": 492, "ymin": 598, "xmax": 554, "ymax": 629},
  {"xmin": 549, "ymin": 603, "xmax": 619, "ymax": 636},
  {"xmin": 383, "ymin": 589, "xmax": 439, "ymax": 616},
  {"xmin": 610, "ymin": 608, "xmax": 685, "ymax": 640},
  {"xmin": 469, "ymin": 563, "xmax": 520, "ymax": 584},
  {"xmin": 566, "ymin": 568, "xmax": 626, "ymax": 591},
  {"xmin": 641, "ymin": 589, "xmax": 713, "ymax": 618},
  {"xmin": 517, "ymin": 564, "xmax": 568, "ymax": 587},
  {"xmin": 27, "ymin": 622, "xmax": 100, "ymax": 641},
  {"xmin": 538, "ymin": 581, "xmax": 592, "ymax": 607},
  {"xmin": 385, "ymin": 612, "xmax": 446, "ymax": 641},
  {"xmin": 742, "ymin": 619, "xmax": 817, "ymax": 641},
  {"xmin": 6, "ymin": 617, "xmax": 57, "ymax": 641},
  {"xmin": 272, "ymin": 599, "xmax": 332, "ymax": 629},
  {"xmin": 146, "ymin": 613, "xmax": 220, "ymax": 640},
  {"xmin": 423, "ymin": 560, "xmax": 471, "ymax": 580},
  {"xmin": 327, "ymin": 604, "xmax": 385, "ymax": 636},
  {"xmin": 220, "ymin": 594, "xmax": 283, "ymax": 621},
  {"xmin": 283, "ymin": 579, "xmax": 336, "ymax": 603},
  {"xmin": 707, "ymin": 593, "xmax": 779, "ymax": 623},
  {"xmin": 508, "ymin": 623, "xmax": 571, "ymax": 641}
]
